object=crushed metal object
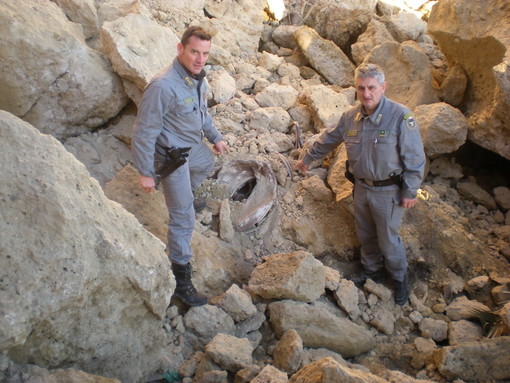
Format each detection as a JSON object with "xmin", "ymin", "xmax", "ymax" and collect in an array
[{"xmin": 217, "ymin": 159, "xmax": 277, "ymax": 232}]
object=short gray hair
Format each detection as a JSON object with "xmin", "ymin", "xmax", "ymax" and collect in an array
[{"xmin": 355, "ymin": 63, "xmax": 385, "ymax": 85}]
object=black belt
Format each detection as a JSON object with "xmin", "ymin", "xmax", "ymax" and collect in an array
[{"xmin": 360, "ymin": 178, "xmax": 398, "ymax": 187}]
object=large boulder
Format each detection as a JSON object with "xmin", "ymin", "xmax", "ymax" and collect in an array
[
  {"xmin": 0, "ymin": 0, "xmax": 128, "ymax": 138},
  {"xmin": 364, "ymin": 41, "xmax": 439, "ymax": 109},
  {"xmin": 0, "ymin": 111, "xmax": 172, "ymax": 383},
  {"xmin": 428, "ymin": 0, "xmax": 510, "ymax": 160}
]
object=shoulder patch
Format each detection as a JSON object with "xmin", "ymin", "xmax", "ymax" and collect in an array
[{"xmin": 403, "ymin": 112, "xmax": 416, "ymax": 130}]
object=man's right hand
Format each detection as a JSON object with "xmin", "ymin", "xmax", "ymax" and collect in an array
[
  {"xmin": 139, "ymin": 175, "xmax": 155, "ymax": 193},
  {"xmin": 294, "ymin": 160, "xmax": 309, "ymax": 175}
]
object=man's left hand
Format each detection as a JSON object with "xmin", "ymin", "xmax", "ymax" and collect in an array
[
  {"xmin": 213, "ymin": 140, "xmax": 228, "ymax": 155},
  {"xmin": 401, "ymin": 197, "xmax": 418, "ymax": 209}
]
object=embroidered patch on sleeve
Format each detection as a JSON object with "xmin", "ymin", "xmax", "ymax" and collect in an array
[{"xmin": 403, "ymin": 112, "xmax": 416, "ymax": 130}]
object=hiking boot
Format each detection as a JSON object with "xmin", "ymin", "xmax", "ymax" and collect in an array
[
  {"xmin": 394, "ymin": 273, "xmax": 410, "ymax": 305},
  {"xmin": 193, "ymin": 198, "xmax": 207, "ymax": 213},
  {"xmin": 171, "ymin": 262, "xmax": 207, "ymax": 307},
  {"xmin": 349, "ymin": 268, "xmax": 386, "ymax": 287}
]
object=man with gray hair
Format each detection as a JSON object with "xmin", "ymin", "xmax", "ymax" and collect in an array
[{"xmin": 295, "ymin": 63, "xmax": 425, "ymax": 305}]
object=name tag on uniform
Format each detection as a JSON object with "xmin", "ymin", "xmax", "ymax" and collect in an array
[
  {"xmin": 347, "ymin": 130, "xmax": 358, "ymax": 137},
  {"xmin": 183, "ymin": 96, "xmax": 195, "ymax": 105}
]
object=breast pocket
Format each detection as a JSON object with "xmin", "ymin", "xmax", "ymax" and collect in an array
[
  {"xmin": 373, "ymin": 130, "xmax": 398, "ymax": 164},
  {"xmin": 344, "ymin": 133, "xmax": 362, "ymax": 162}
]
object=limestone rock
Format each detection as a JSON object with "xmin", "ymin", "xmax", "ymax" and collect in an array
[
  {"xmin": 434, "ymin": 336, "xmax": 510, "ymax": 381},
  {"xmin": 255, "ymin": 83, "xmax": 299, "ymax": 110},
  {"xmin": 301, "ymin": 176, "xmax": 334, "ymax": 203},
  {"xmin": 205, "ymin": 333, "xmax": 253, "ymax": 372},
  {"xmin": 251, "ymin": 365, "xmax": 288, "ymax": 383},
  {"xmin": 389, "ymin": 11, "xmax": 427, "ymax": 42},
  {"xmin": 439, "ymin": 64, "xmax": 468, "ymax": 106},
  {"xmin": 419, "ymin": 318, "xmax": 448, "ymax": 342},
  {"xmin": 428, "ymin": 0, "xmax": 510, "ymax": 160},
  {"xmin": 352, "ymin": 18, "xmax": 396, "ymax": 65},
  {"xmin": 208, "ymin": 68, "xmax": 237, "ymax": 105},
  {"xmin": 2, "ymin": 363, "xmax": 120, "ymax": 383},
  {"xmin": 100, "ymin": 13, "xmax": 180, "ymax": 103},
  {"xmin": 289, "ymin": 357, "xmax": 386, "ymax": 383},
  {"xmin": 294, "ymin": 26, "xmax": 355, "ymax": 87},
  {"xmin": 0, "ymin": 111, "xmax": 172, "ymax": 383},
  {"xmin": 248, "ymin": 251, "xmax": 326, "ymax": 302},
  {"xmin": 429, "ymin": 157, "xmax": 464, "ymax": 179},
  {"xmin": 184, "ymin": 305, "xmax": 236, "ymax": 342},
  {"xmin": 250, "ymin": 107, "xmax": 292, "ymax": 133},
  {"xmin": 333, "ymin": 279, "xmax": 361, "ymax": 320},
  {"xmin": 53, "ymin": 0, "xmax": 99, "ymax": 39},
  {"xmin": 448, "ymin": 320, "xmax": 483, "ymax": 346},
  {"xmin": 299, "ymin": 85, "xmax": 355, "ymax": 132},
  {"xmin": 273, "ymin": 329, "xmax": 303, "ymax": 375},
  {"xmin": 0, "ymin": 0, "xmax": 128, "ymax": 138},
  {"xmin": 456, "ymin": 181, "xmax": 497, "ymax": 210},
  {"xmin": 272, "ymin": 25, "xmax": 300, "ymax": 49},
  {"xmin": 370, "ymin": 307, "xmax": 396, "ymax": 335},
  {"xmin": 219, "ymin": 199, "xmax": 235, "ymax": 242},
  {"xmin": 494, "ymin": 186, "xmax": 510, "ymax": 211},
  {"xmin": 269, "ymin": 300, "xmax": 374, "ymax": 357},
  {"xmin": 211, "ymin": 284, "xmax": 258, "ymax": 323},
  {"xmin": 414, "ymin": 102, "xmax": 468, "ymax": 158},
  {"xmin": 364, "ymin": 41, "xmax": 439, "ymax": 109}
]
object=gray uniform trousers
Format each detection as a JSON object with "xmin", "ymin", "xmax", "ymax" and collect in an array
[
  {"xmin": 156, "ymin": 141, "xmax": 214, "ymax": 265},
  {"xmin": 353, "ymin": 181, "xmax": 407, "ymax": 282}
]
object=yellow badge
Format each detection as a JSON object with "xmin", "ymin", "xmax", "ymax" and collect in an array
[
  {"xmin": 184, "ymin": 77, "xmax": 194, "ymax": 87},
  {"xmin": 183, "ymin": 96, "xmax": 195, "ymax": 105},
  {"xmin": 347, "ymin": 130, "xmax": 358, "ymax": 137}
]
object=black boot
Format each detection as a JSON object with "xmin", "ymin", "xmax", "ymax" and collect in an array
[
  {"xmin": 394, "ymin": 273, "xmax": 410, "ymax": 306},
  {"xmin": 193, "ymin": 198, "xmax": 207, "ymax": 213},
  {"xmin": 171, "ymin": 262, "xmax": 207, "ymax": 306}
]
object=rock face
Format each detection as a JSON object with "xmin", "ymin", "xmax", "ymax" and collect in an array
[
  {"xmin": 0, "ymin": 111, "xmax": 172, "ymax": 383},
  {"xmin": 0, "ymin": 0, "xmax": 128, "ymax": 138},
  {"xmin": 428, "ymin": 0, "xmax": 510, "ymax": 160}
]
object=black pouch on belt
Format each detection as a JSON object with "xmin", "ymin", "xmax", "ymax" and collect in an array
[{"xmin": 155, "ymin": 146, "xmax": 191, "ymax": 184}]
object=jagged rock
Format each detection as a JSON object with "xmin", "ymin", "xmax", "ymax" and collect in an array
[
  {"xmin": 205, "ymin": 333, "xmax": 253, "ymax": 372},
  {"xmin": 193, "ymin": 353, "xmax": 225, "ymax": 383},
  {"xmin": 250, "ymin": 107, "xmax": 292, "ymax": 133},
  {"xmin": 445, "ymin": 296, "xmax": 491, "ymax": 321},
  {"xmin": 258, "ymin": 51, "xmax": 285, "ymax": 72},
  {"xmin": 294, "ymin": 26, "xmax": 355, "ymax": 87},
  {"xmin": 301, "ymin": 176, "xmax": 334, "ymax": 203},
  {"xmin": 351, "ymin": 18, "xmax": 395, "ymax": 65},
  {"xmin": 494, "ymin": 186, "xmax": 510, "ymax": 211},
  {"xmin": 251, "ymin": 365, "xmax": 288, "ymax": 383},
  {"xmin": 439, "ymin": 64, "xmax": 468, "ymax": 106},
  {"xmin": 324, "ymin": 266, "xmax": 341, "ymax": 291},
  {"xmin": 300, "ymin": 348, "xmax": 349, "ymax": 368},
  {"xmin": 0, "ymin": 0, "xmax": 128, "ymax": 138},
  {"xmin": 448, "ymin": 319, "xmax": 483, "ymax": 345},
  {"xmin": 289, "ymin": 357, "xmax": 386, "ymax": 383},
  {"xmin": 428, "ymin": 0, "xmax": 510, "ymax": 160},
  {"xmin": 414, "ymin": 102, "xmax": 468, "ymax": 158},
  {"xmin": 53, "ymin": 0, "xmax": 99, "ymax": 40},
  {"xmin": 183, "ymin": 305, "xmax": 236, "ymax": 343},
  {"xmin": 419, "ymin": 318, "xmax": 448, "ymax": 342},
  {"xmin": 299, "ymin": 85, "xmax": 355, "ymax": 132},
  {"xmin": 429, "ymin": 157, "xmax": 464, "ymax": 179},
  {"xmin": 364, "ymin": 279, "xmax": 393, "ymax": 302},
  {"xmin": 273, "ymin": 329, "xmax": 303, "ymax": 374},
  {"xmin": 0, "ymin": 111, "xmax": 172, "ymax": 383},
  {"xmin": 434, "ymin": 336, "xmax": 510, "ymax": 381},
  {"xmin": 219, "ymin": 199, "xmax": 235, "ymax": 242},
  {"xmin": 248, "ymin": 251, "xmax": 326, "ymax": 302},
  {"xmin": 180, "ymin": 351, "xmax": 205, "ymax": 378},
  {"xmin": 2, "ymin": 363, "xmax": 120, "ymax": 383},
  {"xmin": 234, "ymin": 365, "xmax": 262, "ymax": 383},
  {"xmin": 211, "ymin": 284, "xmax": 258, "ymax": 323},
  {"xmin": 100, "ymin": 13, "xmax": 180, "ymax": 104},
  {"xmin": 333, "ymin": 279, "xmax": 361, "ymax": 320},
  {"xmin": 235, "ymin": 311, "xmax": 266, "ymax": 339},
  {"xmin": 364, "ymin": 41, "xmax": 439, "ymax": 109},
  {"xmin": 456, "ymin": 181, "xmax": 497, "ymax": 210},
  {"xmin": 208, "ymin": 68, "xmax": 237, "ymax": 105},
  {"xmin": 389, "ymin": 11, "xmax": 427, "ymax": 41},
  {"xmin": 104, "ymin": 165, "xmax": 168, "ymax": 243},
  {"xmin": 370, "ymin": 307, "xmax": 396, "ymax": 335},
  {"xmin": 255, "ymin": 83, "xmax": 299, "ymax": 110},
  {"xmin": 269, "ymin": 300, "xmax": 374, "ymax": 357},
  {"xmin": 272, "ymin": 25, "xmax": 300, "ymax": 49}
]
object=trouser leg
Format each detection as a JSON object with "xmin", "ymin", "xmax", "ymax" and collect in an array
[
  {"xmin": 354, "ymin": 182, "xmax": 384, "ymax": 272},
  {"xmin": 188, "ymin": 141, "xmax": 214, "ymax": 191},
  {"xmin": 367, "ymin": 189, "xmax": 407, "ymax": 282}
]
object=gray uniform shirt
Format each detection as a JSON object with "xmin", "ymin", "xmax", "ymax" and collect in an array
[
  {"xmin": 303, "ymin": 96, "xmax": 425, "ymax": 199},
  {"xmin": 131, "ymin": 58, "xmax": 223, "ymax": 177}
]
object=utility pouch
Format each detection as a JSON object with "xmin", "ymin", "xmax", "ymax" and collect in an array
[
  {"xmin": 345, "ymin": 160, "xmax": 355, "ymax": 184},
  {"xmin": 155, "ymin": 146, "xmax": 191, "ymax": 184},
  {"xmin": 389, "ymin": 172, "xmax": 403, "ymax": 188}
]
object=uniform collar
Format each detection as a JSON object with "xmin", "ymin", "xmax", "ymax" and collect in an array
[
  {"xmin": 174, "ymin": 58, "xmax": 206, "ymax": 87},
  {"xmin": 356, "ymin": 96, "xmax": 386, "ymax": 125}
]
